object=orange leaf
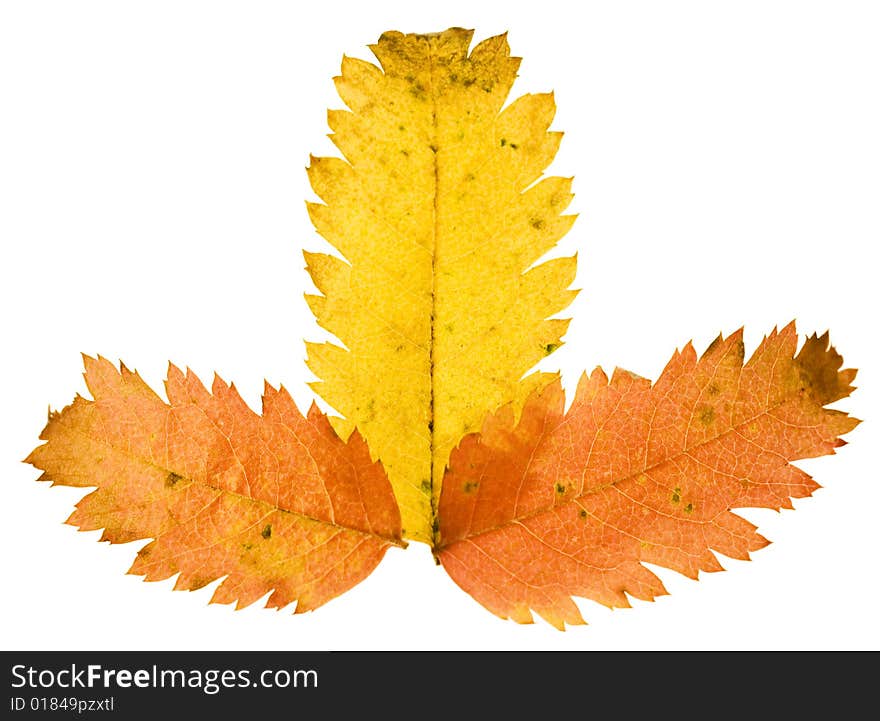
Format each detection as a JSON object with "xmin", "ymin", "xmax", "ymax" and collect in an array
[
  {"xmin": 26, "ymin": 356, "xmax": 403, "ymax": 613},
  {"xmin": 436, "ymin": 324, "xmax": 858, "ymax": 629}
]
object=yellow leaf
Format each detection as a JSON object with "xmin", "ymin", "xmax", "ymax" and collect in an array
[{"xmin": 306, "ymin": 28, "xmax": 578, "ymax": 543}]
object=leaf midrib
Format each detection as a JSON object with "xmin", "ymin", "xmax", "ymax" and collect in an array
[
  {"xmin": 437, "ymin": 388, "xmax": 802, "ymax": 549},
  {"xmin": 57, "ymin": 410, "xmax": 405, "ymax": 547}
]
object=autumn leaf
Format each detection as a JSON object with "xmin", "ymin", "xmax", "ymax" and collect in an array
[
  {"xmin": 436, "ymin": 325, "xmax": 858, "ymax": 628},
  {"xmin": 305, "ymin": 27, "xmax": 577, "ymax": 542},
  {"xmin": 27, "ymin": 27, "xmax": 859, "ymax": 627},
  {"xmin": 26, "ymin": 356, "xmax": 403, "ymax": 613}
]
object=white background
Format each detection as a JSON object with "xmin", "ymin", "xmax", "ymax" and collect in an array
[{"xmin": 1, "ymin": 1, "xmax": 878, "ymax": 650}]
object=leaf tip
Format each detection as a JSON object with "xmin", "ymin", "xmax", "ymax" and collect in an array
[
  {"xmin": 166, "ymin": 360, "xmax": 184, "ymax": 379},
  {"xmin": 80, "ymin": 352, "xmax": 104, "ymax": 376},
  {"xmin": 794, "ymin": 330, "xmax": 856, "ymax": 405}
]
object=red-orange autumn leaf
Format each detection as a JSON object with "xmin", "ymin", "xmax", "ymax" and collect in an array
[
  {"xmin": 437, "ymin": 324, "xmax": 858, "ymax": 628},
  {"xmin": 26, "ymin": 356, "xmax": 403, "ymax": 613}
]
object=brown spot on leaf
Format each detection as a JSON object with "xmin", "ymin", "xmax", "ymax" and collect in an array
[{"xmin": 794, "ymin": 332, "xmax": 857, "ymax": 404}]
